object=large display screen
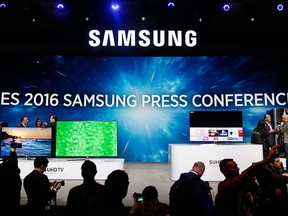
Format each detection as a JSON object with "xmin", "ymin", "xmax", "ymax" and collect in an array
[
  {"xmin": 189, "ymin": 111, "xmax": 243, "ymax": 143},
  {"xmin": 0, "ymin": 127, "xmax": 52, "ymax": 157},
  {"xmin": 55, "ymin": 121, "xmax": 118, "ymax": 157}
]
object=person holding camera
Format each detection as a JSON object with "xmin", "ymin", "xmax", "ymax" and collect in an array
[
  {"xmin": 130, "ymin": 185, "xmax": 169, "ymax": 216},
  {"xmin": 23, "ymin": 156, "xmax": 62, "ymax": 216}
]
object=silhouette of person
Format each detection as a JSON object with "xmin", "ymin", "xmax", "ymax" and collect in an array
[
  {"xmin": 0, "ymin": 147, "xmax": 22, "ymax": 215},
  {"xmin": 256, "ymin": 155, "xmax": 288, "ymax": 214},
  {"xmin": 23, "ymin": 156, "xmax": 62, "ymax": 216},
  {"xmin": 130, "ymin": 185, "xmax": 169, "ymax": 216},
  {"xmin": 102, "ymin": 169, "xmax": 130, "ymax": 216},
  {"xmin": 215, "ymin": 145, "xmax": 280, "ymax": 216},
  {"xmin": 49, "ymin": 115, "xmax": 57, "ymax": 157},
  {"xmin": 169, "ymin": 161, "xmax": 215, "ymax": 216},
  {"xmin": 66, "ymin": 160, "xmax": 105, "ymax": 216}
]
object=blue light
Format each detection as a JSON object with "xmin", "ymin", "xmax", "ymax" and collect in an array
[
  {"xmin": 277, "ymin": 4, "xmax": 284, "ymax": 11},
  {"xmin": 223, "ymin": 4, "xmax": 230, "ymax": 12},
  {"xmin": 0, "ymin": 3, "xmax": 6, "ymax": 8},
  {"xmin": 167, "ymin": 2, "xmax": 175, "ymax": 8},
  {"xmin": 111, "ymin": 4, "xmax": 119, "ymax": 10},
  {"xmin": 56, "ymin": 3, "xmax": 65, "ymax": 10}
]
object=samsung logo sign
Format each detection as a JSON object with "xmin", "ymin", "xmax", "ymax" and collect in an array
[{"xmin": 88, "ymin": 30, "xmax": 197, "ymax": 48}]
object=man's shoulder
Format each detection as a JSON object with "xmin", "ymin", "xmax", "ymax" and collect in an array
[{"xmin": 180, "ymin": 171, "xmax": 199, "ymax": 178}]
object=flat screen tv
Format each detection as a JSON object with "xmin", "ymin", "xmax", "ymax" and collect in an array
[
  {"xmin": 55, "ymin": 121, "xmax": 118, "ymax": 157},
  {"xmin": 0, "ymin": 127, "xmax": 52, "ymax": 157},
  {"xmin": 189, "ymin": 111, "xmax": 243, "ymax": 143}
]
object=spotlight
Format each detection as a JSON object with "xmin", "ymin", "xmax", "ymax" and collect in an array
[
  {"xmin": 56, "ymin": 3, "xmax": 65, "ymax": 10},
  {"xmin": 0, "ymin": 3, "xmax": 6, "ymax": 8},
  {"xmin": 111, "ymin": 3, "xmax": 119, "ymax": 10},
  {"xmin": 222, "ymin": 3, "xmax": 230, "ymax": 12},
  {"xmin": 167, "ymin": 2, "xmax": 175, "ymax": 8},
  {"xmin": 276, "ymin": 4, "xmax": 284, "ymax": 11}
]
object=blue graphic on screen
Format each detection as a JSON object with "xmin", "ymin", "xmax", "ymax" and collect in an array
[
  {"xmin": 0, "ymin": 127, "xmax": 52, "ymax": 157},
  {"xmin": 0, "ymin": 56, "xmax": 287, "ymax": 162}
]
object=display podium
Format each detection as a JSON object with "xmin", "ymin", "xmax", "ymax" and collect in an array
[
  {"xmin": 169, "ymin": 144, "xmax": 263, "ymax": 181},
  {"xmin": 18, "ymin": 158, "xmax": 125, "ymax": 180}
]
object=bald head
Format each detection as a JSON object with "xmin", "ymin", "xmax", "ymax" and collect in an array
[{"xmin": 192, "ymin": 161, "xmax": 205, "ymax": 177}]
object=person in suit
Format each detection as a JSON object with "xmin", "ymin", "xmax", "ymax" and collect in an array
[
  {"xmin": 169, "ymin": 161, "xmax": 215, "ymax": 216},
  {"xmin": 277, "ymin": 114, "xmax": 288, "ymax": 171},
  {"xmin": 255, "ymin": 119, "xmax": 270, "ymax": 158},
  {"xmin": 49, "ymin": 115, "xmax": 57, "ymax": 157},
  {"xmin": 264, "ymin": 114, "xmax": 276, "ymax": 147},
  {"xmin": 66, "ymin": 160, "xmax": 105, "ymax": 216},
  {"xmin": 18, "ymin": 116, "xmax": 28, "ymax": 127},
  {"xmin": 49, "ymin": 115, "xmax": 57, "ymax": 128},
  {"xmin": 23, "ymin": 156, "xmax": 62, "ymax": 216}
]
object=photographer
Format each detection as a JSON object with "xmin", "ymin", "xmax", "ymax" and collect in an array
[
  {"xmin": 130, "ymin": 185, "xmax": 169, "ymax": 216},
  {"xmin": 23, "ymin": 156, "xmax": 62, "ymax": 216},
  {"xmin": 0, "ymin": 147, "xmax": 22, "ymax": 215}
]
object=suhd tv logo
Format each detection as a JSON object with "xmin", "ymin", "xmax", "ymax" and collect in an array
[
  {"xmin": 209, "ymin": 160, "xmax": 222, "ymax": 166},
  {"xmin": 46, "ymin": 167, "xmax": 64, "ymax": 173}
]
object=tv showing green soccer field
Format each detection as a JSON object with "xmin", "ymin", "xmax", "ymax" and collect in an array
[{"xmin": 55, "ymin": 121, "xmax": 118, "ymax": 157}]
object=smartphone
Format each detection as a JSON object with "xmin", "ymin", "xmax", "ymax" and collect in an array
[{"xmin": 137, "ymin": 196, "xmax": 144, "ymax": 202}]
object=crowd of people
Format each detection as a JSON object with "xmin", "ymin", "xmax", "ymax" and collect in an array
[
  {"xmin": 0, "ymin": 143, "xmax": 287, "ymax": 216},
  {"xmin": 253, "ymin": 113, "xmax": 288, "ymax": 172},
  {"xmin": 18, "ymin": 115, "xmax": 57, "ymax": 128},
  {"xmin": 1, "ymin": 113, "xmax": 288, "ymax": 216}
]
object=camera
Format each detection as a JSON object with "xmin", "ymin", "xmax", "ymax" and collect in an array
[
  {"xmin": 51, "ymin": 180, "xmax": 65, "ymax": 186},
  {"xmin": 11, "ymin": 142, "xmax": 22, "ymax": 148},
  {"xmin": 133, "ymin": 192, "xmax": 144, "ymax": 203}
]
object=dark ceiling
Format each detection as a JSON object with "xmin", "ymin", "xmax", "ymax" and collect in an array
[{"xmin": 0, "ymin": 0, "xmax": 288, "ymax": 55}]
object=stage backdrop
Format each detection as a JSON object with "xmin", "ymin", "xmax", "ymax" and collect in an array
[{"xmin": 0, "ymin": 55, "xmax": 287, "ymax": 162}]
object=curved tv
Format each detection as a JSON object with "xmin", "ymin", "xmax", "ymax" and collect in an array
[
  {"xmin": 0, "ymin": 127, "xmax": 52, "ymax": 157},
  {"xmin": 55, "ymin": 121, "xmax": 118, "ymax": 157},
  {"xmin": 189, "ymin": 111, "xmax": 243, "ymax": 143}
]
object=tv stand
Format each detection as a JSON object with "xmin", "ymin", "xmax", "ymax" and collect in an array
[
  {"xmin": 169, "ymin": 144, "xmax": 262, "ymax": 181},
  {"xmin": 18, "ymin": 157, "xmax": 124, "ymax": 180}
]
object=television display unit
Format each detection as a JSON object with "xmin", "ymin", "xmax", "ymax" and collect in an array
[
  {"xmin": 55, "ymin": 121, "xmax": 118, "ymax": 157},
  {"xmin": 189, "ymin": 111, "xmax": 243, "ymax": 143},
  {"xmin": 0, "ymin": 127, "xmax": 52, "ymax": 157}
]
